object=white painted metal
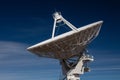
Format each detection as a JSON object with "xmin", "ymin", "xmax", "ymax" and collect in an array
[
  {"xmin": 52, "ymin": 19, "xmax": 56, "ymax": 38},
  {"xmin": 52, "ymin": 12, "xmax": 78, "ymax": 38},
  {"xmin": 27, "ymin": 21, "xmax": 103, "ymax": 51},
  {"xmin": 27, "ymin": 12, "xmax": 103, "ymax": 80},
  {"xmin": 27, "ymin": 20, "xmax": 103, "ymax": 59},
  {"xmin": 66, "ymin": 54, "xmax": 94, "ymax": 80}
]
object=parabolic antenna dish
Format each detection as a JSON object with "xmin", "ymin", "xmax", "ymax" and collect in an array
[
  {"xmin": 27, "ymin": 12, "xmax": 103, "ymax": 80},
  {"xmin": 27, "ymin": 21, "xmax": 103, "ymax": 59}
]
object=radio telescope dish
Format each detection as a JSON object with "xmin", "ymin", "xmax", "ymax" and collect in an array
[{"xmin": 27, "ymin": 12, "xmax": 103, "ymax": 80}]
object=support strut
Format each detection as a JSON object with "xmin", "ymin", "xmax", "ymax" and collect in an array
[{"xmin": 52, "ymin": 12, "xmax": 78, "ymax": 38}]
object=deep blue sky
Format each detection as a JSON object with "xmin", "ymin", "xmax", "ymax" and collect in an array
[{"xmin": 0, "ymin": 0, "xmax": 120, "ymax": 80}]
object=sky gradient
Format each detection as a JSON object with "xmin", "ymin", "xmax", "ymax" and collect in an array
[{"xmin": 0, "ymin": 0, "xmax": 120, "ymax": 80}]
